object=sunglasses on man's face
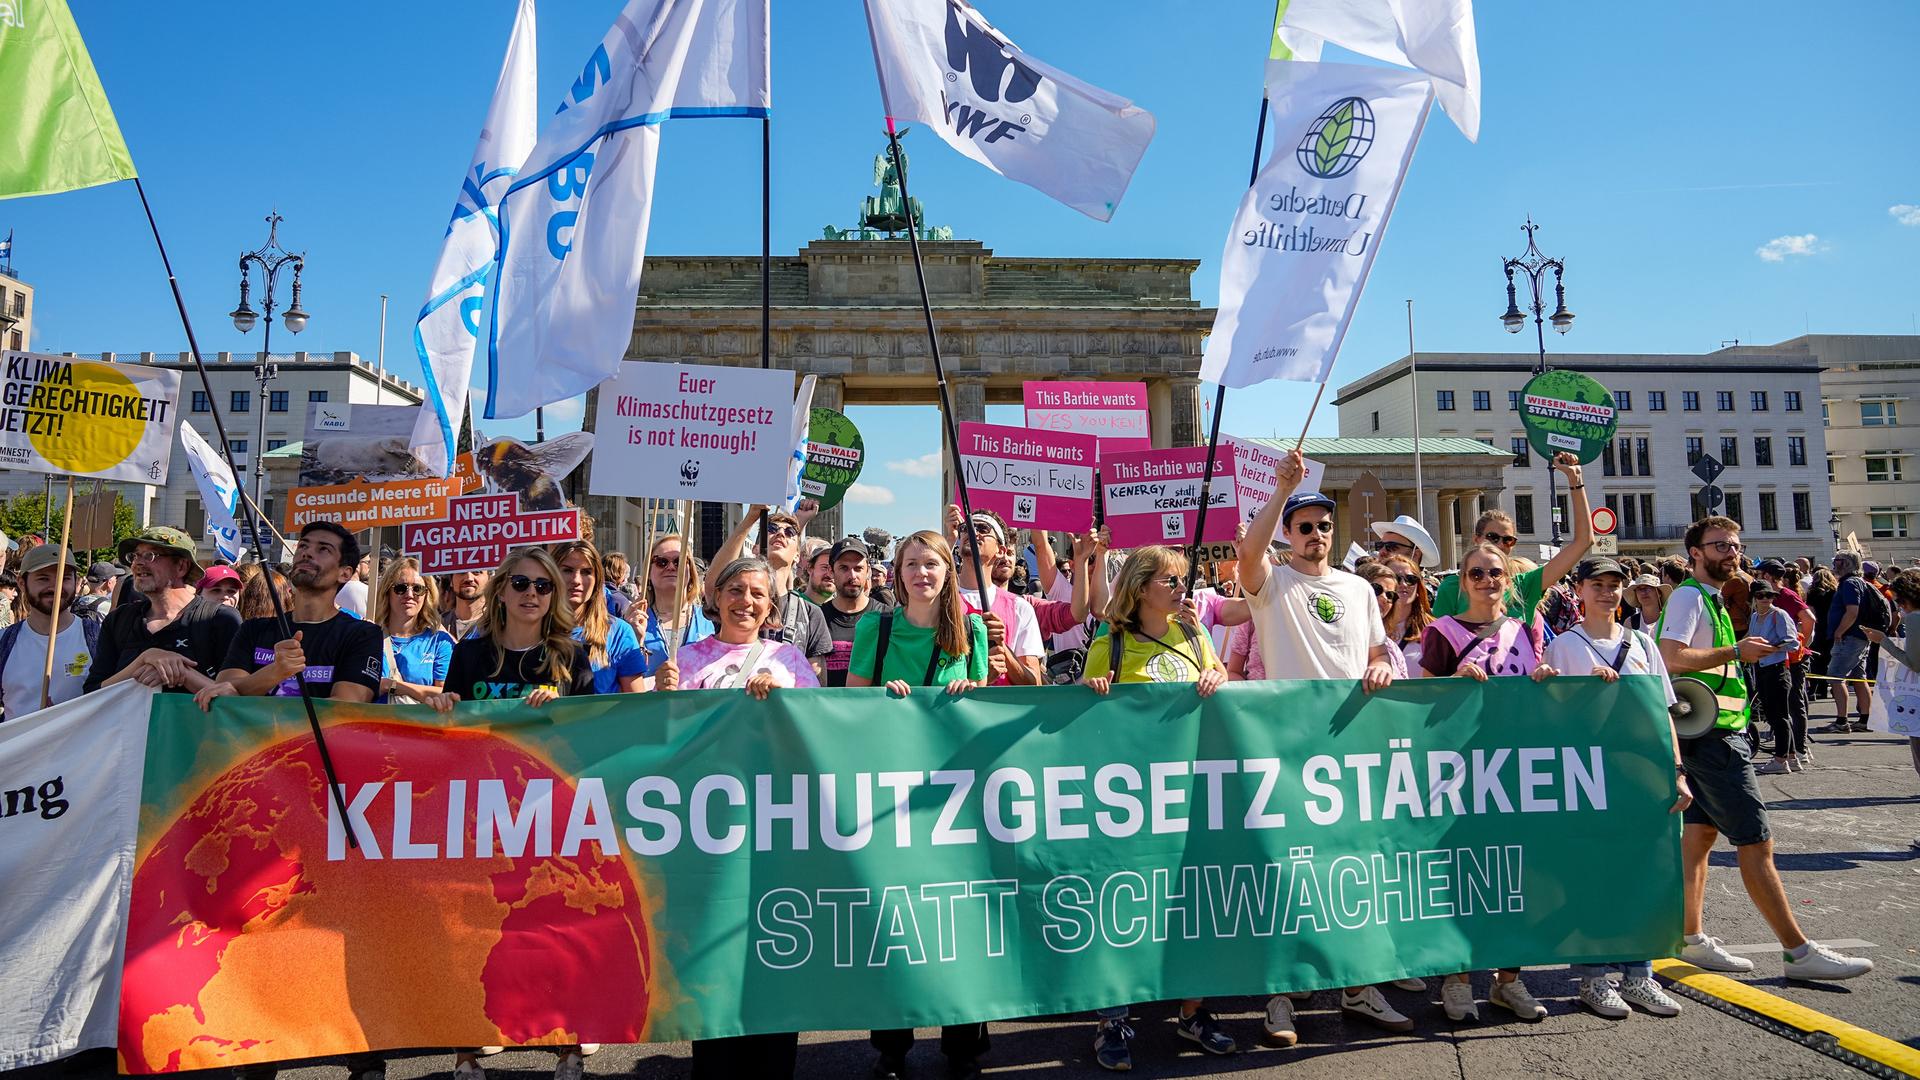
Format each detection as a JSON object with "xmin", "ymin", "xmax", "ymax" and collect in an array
[
  {"xmin": 1372, "ymin": 539, "xmax": 1415, "ymax": 555},
  {"xmin": 1370, "ymin": 583, "xmax": 1400, "ymax": 603},
  {"xmin": 1467, "ymin": 566, "xmax": 1507, "ymax": 582},
  {"xmin": 507, "ymin": 574, "xmax": 555, "ymax": 596},
  {"xmin": 764, "ymin": 524, "xmax": 798, "ymax": 539},
  {"xmin": 1293, "ymin": 520, "xmax": 1335, "ymax": 536},
  {"xmin": 1481, "ymin": 532, "xmax": 1520, "ymax": 547}
]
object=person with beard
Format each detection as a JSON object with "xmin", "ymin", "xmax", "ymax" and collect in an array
[
  {"xmin": 0, "ymin": 545, "xmax": 99, "ymax": 717},
  {"xmin": 197, "ymin": 522, "xmax": 384, "ymax": 707},
  {"xmin": 83, "ymin": 527, "xmax": 239, "ymax": 695},
  {"xmin": 441, "ymin": 568, "xmax": 490, "ymax": 640},
  {"xmin": 944, "ymin": 507, "xmax": 1043, "ymax": 686},
  {"xmin": 819, "ymin": 536, "xmax": 888, "ymax": 687},
  {"xmin": 713, "ymin": 505, "xmax": 832, "ymax": 677},
  {"xmin": 802, "ymin": 538, "xmax": 835, "ymax": 605},
  {"xmin": 1659, "ymin": 516, "xmax": 1873, "ymax": 981}
]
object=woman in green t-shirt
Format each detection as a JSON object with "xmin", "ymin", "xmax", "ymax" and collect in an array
[{"xmin": 845, "ymin": 529, "xmax": 989, "ymax": 695}]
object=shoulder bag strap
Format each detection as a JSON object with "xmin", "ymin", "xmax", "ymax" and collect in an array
[
  {"xmin": 924, "ymin": 628, "xmax": 945, "ymax": 686},
  {"xmin": 725, "ymin": 641, "xmax": 769, "ymax": 689},
  {"xmin": 873, "ymin": 609, "xmax": 894, "ymax": 682}
]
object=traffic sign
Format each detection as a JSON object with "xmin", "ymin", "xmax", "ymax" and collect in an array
[
  {"xmin": 1591, "ymin": 535, "xmax": 1619, "ymax": 555},
  {"xmin": 1590, "ymin": 505, "xmax": 1618, "ymax": 536},
  {"xmin": 1699, "ymin": 483, "xmax": 1724, "ymax": 509},
  {"xmin": 1691, "ymin": 454, "xmax": 1724, "ymax": 485}
]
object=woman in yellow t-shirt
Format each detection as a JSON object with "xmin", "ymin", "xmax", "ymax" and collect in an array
[{"xmin": 1078, "ymin": 545, "xmax": 1230, "ymax": 1069}]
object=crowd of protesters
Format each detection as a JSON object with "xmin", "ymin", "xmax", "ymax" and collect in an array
[{"xmin": 2, "ymin": 444, "xmax": 1916, "ymax": 1080}]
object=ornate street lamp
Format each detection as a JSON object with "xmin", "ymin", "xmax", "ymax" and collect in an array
[
  {"xmin": 232, "ymin": 211, "xmax": 309, "ymax": 526},
  {"xmin": 1500, "ymin": 217, "xmax": 1573, "ymax": 542}
]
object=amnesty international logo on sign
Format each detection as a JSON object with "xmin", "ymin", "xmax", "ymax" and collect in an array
[{"xmin": 0, "ymin": 351, "xmax": 180, "ymax": 482}]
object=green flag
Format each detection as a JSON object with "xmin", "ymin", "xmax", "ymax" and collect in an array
[{"xmin": 0, "ymin": 0, "xmax": 137, "ymax": 200}]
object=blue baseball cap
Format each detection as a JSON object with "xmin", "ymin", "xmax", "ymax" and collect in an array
[{"xmin": 1282, "ymin": 491, "xmax": 1337, "ymax": 524}]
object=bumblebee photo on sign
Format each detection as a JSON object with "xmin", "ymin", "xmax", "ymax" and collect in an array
[{"xmin": 0, "ymin": 351, "xmax": 180, "ymax": 482}]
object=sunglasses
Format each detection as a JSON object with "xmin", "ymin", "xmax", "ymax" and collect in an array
[
  {"xmin": 651, "ymin": 555, "xmax": 681, "ymax": 570},
  {"xmin": 390, "ymin": 583, "xmax": 427, "ymax": 597},
  {"xmin": 1467, "ymin": 566, "xmax": 1507, "ymax": 582},
  {"xmin": 1372, "ymin": 539, "xmax": 1415, "ymax": 555},
  {"xmin": 507, "ymin": 574, "xmax": 555, "ymax": 596},
  {"xmin": 1481, "ymin": 533, "xmax": 1520, "ymax": 547},
  {"xmin": 1153, "ymin": 575, "xmax": 1189, "ymax": 592},
  {"xmin": 1370, "ymin": 583, "xmax": 1400, "ymax": 603},
  {"xmin": 1293, "ymin": 520, "xmax": 1335, "ymax": 536},
  {"xmin": 764, "ymin": 524, "xmax": 798, "ymax": 539},
  {"xmin": 1396, "ymin": 572, "xmax": 1422, "ymax": 587}
]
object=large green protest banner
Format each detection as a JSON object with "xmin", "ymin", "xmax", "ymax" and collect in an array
[{"xmin": 118, "ymin": 678, "xmax": 1682, "ymax": 1072}]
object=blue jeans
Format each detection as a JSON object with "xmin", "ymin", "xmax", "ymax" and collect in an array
[{"xmin": 1573, "ymin": 961, "xmax": 1652, "ymax": 980}]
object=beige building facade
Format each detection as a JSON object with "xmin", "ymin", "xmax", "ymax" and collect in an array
[
  {"xmin": 0, "ymin": 268, "xmax": 30, "ymax": 354},
  {"xmin": 1797, "ymin": 334, "xmax": 1920, "ymax": 566}
]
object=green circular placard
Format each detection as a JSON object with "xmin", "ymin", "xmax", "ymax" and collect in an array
[
  {"xmin": 802, "ymin": 408, "xmax": 865, "ymax": 510},
  {"xmin": 1518, "ymin": 369, "xmax": 1618, "ymax": 465}
]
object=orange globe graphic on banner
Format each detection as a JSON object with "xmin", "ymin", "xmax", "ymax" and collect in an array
[
  {"xmin": 118, "ymin": 722, "xmax": 654, "ymax": 1074},
  {"xmin": 30, "ymin": 362, "xmax": 148, "ymax": 474}
]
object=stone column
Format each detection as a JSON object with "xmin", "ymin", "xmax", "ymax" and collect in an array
[
  {"xmin": 811, "ymin": 376, "xmax": 847, "ymax": 542},
  {"xmin": 941, "ymin": 375, "xmax": 989, "ymax": 510},
  {"xmin": 1439, "ymin": 493, "xmax": 1460, "ymax": 569},
  {"xmin": 1147, "ymin": 377, "xmax": 1173, "ymax": 449},
  {"xmin": 1169, "ymin": 376, "xmax": 1205, "ymax": 448}
]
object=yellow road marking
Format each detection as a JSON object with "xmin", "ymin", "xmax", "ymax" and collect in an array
[{"xmin": 1655, "ymin": 959, "xmax": 1920, "ymax": 1077}]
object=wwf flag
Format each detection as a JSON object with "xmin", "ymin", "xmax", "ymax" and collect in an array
[{"xmin": 862, "ymin": 0, "xmax": 1154, "ymax": 221}]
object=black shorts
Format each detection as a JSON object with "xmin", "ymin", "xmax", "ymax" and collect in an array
[{"xmin": 1681, "ymin": 730, "xmax": 1771, "ymax": 845}]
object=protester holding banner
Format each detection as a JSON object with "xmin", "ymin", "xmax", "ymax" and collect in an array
[
  {"xmin": 1378, "ymin": 552, "xmax": 1433, "ymax": 671},
  {"xmin": 1659, "ymin": 517, "xmax": 1873, "ymax": 982},
  {"xmin": 371, "ymin": 556, "xmax": 453, "ymax": 704},
  {"xmin": 1356, "ymin": 562, "xmax": 1410, "ymax": 679},
  {"xmin": 0, "ymin": 545, "xmax": 97, "ymax": 718},
  {"xmin": 945, "ymin": 508, "xmax": 1043, "ymax": 686},
  {"xmin": 638, "ymin": 533, "xmax": 711, "ymax": 678},
  {"xmin": 552, "ymin": 539, "xmax": 648, "ymax": 695},
  {"xmin": 1431, "ymin": 454, "xmax": 1593, "ymax": 619},
  {"xmin": 1079, "ymin": 544, "xmax": 1231, "ymax": 1069},
  {"xmin": 658, "ymin": 557, "xmax": 819, "ymax": 696},
  {"xmin": 429, "ymin": 548, "xmax": 596, "ymax": 709},
  {"xmin": 84, "ymin": 527, "xmax": 238, "ymax": 695},
  {"xmin": 714, "ymin": 506, "xmax": 831, "ymax": 676}
]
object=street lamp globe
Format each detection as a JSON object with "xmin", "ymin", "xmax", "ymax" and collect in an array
[
  {"xmin": 229, "ymin": 301, "xmax": 257, "ymax": 334},
  {"xmin": 1550, "ymin": 305, "xmax": 1574, "ymax": 335},
  {"xmin": 283, "ymin": 305, "xmax": 309, "ymax": 334}
]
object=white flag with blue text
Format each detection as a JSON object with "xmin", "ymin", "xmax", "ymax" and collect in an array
[
  {"xmin": 408, "ymin": 0, "xmax": 539, "ymax": 475},
  {"xmin": 862, "ymin": 0, "xmax": 1155, "ymax": 221},
  {"xmin": 178, "ymin": 422, "xmax": 247, "ymax": 562},
  {"xmin": 482, "ymin": 0, "xmax": 769, "ymax": 420},
  {"xmin": 783, "ymin": 374, "xmax": 816, "ymax": 512}
]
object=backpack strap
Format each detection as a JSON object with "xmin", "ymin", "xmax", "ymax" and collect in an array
[{"xmin": 873, "ymin": 609, "xmax": 894, "ymax": 682}]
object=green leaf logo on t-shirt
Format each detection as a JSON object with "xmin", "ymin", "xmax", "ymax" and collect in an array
[{"xmin": 1308, "ymin": 592, "xmax": 1344, "ymax": 625}]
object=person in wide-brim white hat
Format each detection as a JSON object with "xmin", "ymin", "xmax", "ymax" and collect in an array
[{"xmin": 1369, "ymin": 515, "xmax": 1440, "ymax": 568}]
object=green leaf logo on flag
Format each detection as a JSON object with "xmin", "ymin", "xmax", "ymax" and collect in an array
[
  {"xmin": 1296, "ymin": 96, "xmax": 1376, "ymax": 180},
  {"xmin": 0, "ymin": 0, "xmax": 138, "ymax": 201}
]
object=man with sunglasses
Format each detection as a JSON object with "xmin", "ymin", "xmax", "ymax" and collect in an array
[
  {"xmin": 714, "ymin": 505, "xmax": 833, "ymax": 678},
  {"xmin": 198, "ymin": 521, "xmax": 384, "ymax": 708},
  {"xmin": 1432, "ymin": 453, "xmax": 1593, "ymax": 619},
  {"xmin": 1657, "ymin": 516, "xmax": 1872, "ymax": 981}
]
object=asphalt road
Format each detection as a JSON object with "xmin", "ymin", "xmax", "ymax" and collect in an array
[{"xmin": 17, "ymin": 701, "xmax": 1917, "ymax": 1080}]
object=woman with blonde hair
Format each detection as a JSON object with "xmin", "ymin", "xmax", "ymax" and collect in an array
[
  {"xmin": 371, "ymin": 556, "xmax": 453, "ymax": 703},
  {"xmin": 552, "ymin": 538, "xmax": 648, "ymax": 694},
  {"xmin": 426, "ymin": 547, "xmax": 595, "ymax": 710},
  {"xmin": 1078, "ymin": 544, "xmax": 1231, "ymax": 1069},
  {"xmin": 639, "ymin": 532, "xmax": 713, "ymax": 678},
  {"xmin": 1377, "ymin": 552, "xmax": 1432, "ymax": 671}
]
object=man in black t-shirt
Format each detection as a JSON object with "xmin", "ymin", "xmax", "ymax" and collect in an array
[
  {"xmin": 820, "ymin": 536, "xmax": 889, "ymax": 687},
  {"xmin": 198, "ymin": 521, "xmax": 383, "ymax": 707},
  {"xmin": 85, "ymin": 526, "xmax": 241, "ymax": 694}
]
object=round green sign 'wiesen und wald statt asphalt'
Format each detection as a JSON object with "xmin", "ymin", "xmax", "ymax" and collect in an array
[
  {"xmin": 1518, "ymin": 369, "xmax": 1618, "ymax": 465},
  {"xmin": 801, "ymin": 408, "xmax": 865, "ymax": 511}
]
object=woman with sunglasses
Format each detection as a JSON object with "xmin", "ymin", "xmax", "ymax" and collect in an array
[
  {"xmin": 1431, "ymin": 453, "xmax": 1592, "ymax": 619},
  {"xmin": 553, "ymin": 539, "xmax": 648, "ymax": 695},
  {"xmin": 1356, "ymin": 563, "xmax": 1411, "ymax": 678},
  {"xmin": 372, "ymin": 557, "xmax": 452, "ymax": 703},
  {"xmin": 1418, "ymin": 542, "xmax": 1554, "ymax": 1024},
  {"xmin": 1377, "ymin": 553, "xmax": 1432, "ymax": 672},
  {"xmin": 639, "ymin": 533, "xmax": 713, "ymax": 681},
  {"xmin": 1078, "ymin": 545, "xmax": 1232, "ymax": 1070}
]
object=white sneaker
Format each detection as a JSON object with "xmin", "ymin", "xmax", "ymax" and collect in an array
[
  {"xmin": 1488, "ymin": 977, "xmax": 1547, "ymax": 1021},
  {"xmin": 552, "ymin": 1051, "xmax": 584, "ymax": 1080},
  {"xmin": 1392, "ymin": 977, "xmax": 1427, "ymax": 992},
  {"xmin": 1285, "ymin": 989, "xmax": 1314, "ymax": 1002},
  {"xmin": 1262, "ymin": 994, "xmax": 1299, "ymax": 1046},
  {"xmin": 1341, "ymin": 985, "xmax": 1413, "ymax": 1032},
  {"xmin": 577, "ymin": 1045, "xmax": 600, "ymax": 1057},
  {"xmin": 1440, "ymin": 978, "xmax": 1478, "ymax": 1021},
  {"xmin": 476, "ymin": 1048, "xmax": 505, "ymax": 1058},
  {"xmin": 1784, "ymin": 942, "xmax": 1874, "ymax": 981},
  {"xmin": 1679, "ymin": 934, "xmax": 1755, "ymax": 973},
  {"xmin": 1578, "ymin": 977, "xmax": 1629, "ymax": 1019},
  {"xmin": 1618, "ymin": 976, "xmax": 1682, "ymax": 1017}
]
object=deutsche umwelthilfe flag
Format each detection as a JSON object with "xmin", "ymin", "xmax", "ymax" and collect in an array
[{"xmin": 0, "ymin": 0, "xmax": 138, "ymax": 200}]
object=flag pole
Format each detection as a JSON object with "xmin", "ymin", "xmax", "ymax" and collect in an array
[
  {"xmin": 1407, "ymin": 299, "xmax": 1424, "ymax": 498},
  {"xmin": 1293, "ymin": 379, "xmax": 1328, "ymax": 450},
  {"xmin": 130, "ymin": 176, "xmax": 360, "ymax": 849},
  {"xmin": 758, "ymin": 115, "xmax": 772, "ymax": 546},
  {"xmin": 1185, "ymin": 94, "xmax": 1271, "ymax": 594},
  {"xmin": 671, "ymin": 499, "xmax": 695, "ymax": 660},
  {"xmin": 885, "ymin": 120, "xmax": 993, "ymax": 611},
  {"xmin": 41, "ymin": 476, "xmax": 76, "ymax": 710}
]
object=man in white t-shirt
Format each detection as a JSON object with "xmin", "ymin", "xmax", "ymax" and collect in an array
[
  {"xmin": 1235, "ymin": 448, "xmax": 1401, "ymax": 1043},
  {"xmin": 0, "ymin": 545, "xmax": 95, "ymax": 718}
]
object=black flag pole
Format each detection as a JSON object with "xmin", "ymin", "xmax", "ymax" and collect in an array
[
  {"xmin": 1185, "ymin": 94, "xmax": 1272, "ymax": 594},
  {"xmin": 131, "ymin": 176, "xmax": 360, "ymax": 849},
  {"xmin": 758, "ymin": 115, "xmax": 772, "ymax": 551},
  {"xmin": 884, "ymin": 120, "xmax": 993, "ymax": 612}
]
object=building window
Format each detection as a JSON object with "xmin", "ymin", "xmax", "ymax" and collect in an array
[
  {"xmin": 1870, "ymin": 509, "xmax": 1912, "ymax": 539},
  {"xmin": 1639, "ymin": 493, "xmax": 1656, "ymax": 532},
  {"xmin": 1793, "ymin": 492, "xmax": 1812, "ymax": 531},
  {"xmin": 1785, "ymin": 390, "xmax": 1802, "ymax": 412},
  {"xmin": 228, "ymin": 439, "xmax": 248, "ymax": 455},
  {"xmin": 1755, "ymin": 437, "xmax": 1773, "ymax": 467},
  {"xmin": 1821, "ymin": 400, "xmax": 1830, "ymax": 426},
  {"xmin": 6, "ymin": 330, "xmax": 18, "ymax": 351},
  {"xmin": 1716, "ymin": 391, "xmax": 1734, "ymax": 411},
  {"xmin": 1370, "ymin": 410, "xmax": 1379, "ymax": 432},
  {"xmin": 1555, "ymin": 495, "xmax": 1569, "ymax": 533},
  {"xmin": 270, "ymin": 390, "xmax": 289, "ymax": 412},
  {"xmin": 1510, "ymin": 437, "xmax": 1530, "ymax": 468},
  {"xmin": 1690, "ymin": 490, "xmax": 1708, "ymax": 521},
  {"xmin": 1724, "ymin": 491, "xmax": 1743, "ymax": 526},
  {"xmin": 1472, "ymin": 390, "xmax": 1490, "ymax": 411},
  {"xmin": 1865, "ymin": 454, "xmax": 1905, "ymax": 482},
  {"xmin": 1861, "ymin": 400, "xmax": 1899, "ymax": 426},
  {"xmin": 309, "ymin": 389, "xmax": 329, "ymax": 403},
  {"xmin": 1720, "ymin": 436, "xmax": 1739, "ymax": 466},
  {"xmin": 1759, "ymin": 492, "xmax": 1778, "ymax": 532},
  {"xmin": 1683, "ymin": 390, "xmax": 1701, "ymax": 412},
  {"xmin": 1514, "ymin": 495, "xmax": 1535, "ymax": 536},
  {"xmin": 1508, "ymin": 390, "xmax": 1522, "ymax": 411},
  {"xmin": 1636, "ymin": 436, "xmax": 1651, "ymax": 476},
  {"xmin": 266, "ymin": 438, "xmax": 287, "ymax": 452},
  {"xmin": 191, "ymin": 391, "xmax": 210, "ymax": 413},
  {"xmin": 1436, "ymin": 390, "xmax": 1455, "ymax": 411},
  {"xmin": 1649, "ymin": 390, "xmax": 1666, "ymax": 411},
  {"xmin": 1616, "ymin": 436, "xmax": 1634, "ymax": 477},
  {"xmin": 231, "ymin": 390, "xmax": 250, "ymax": 413},
  {"xmin": 1827, "ymin": 455, "xmax": 1837, "ymax": 483},
  {"xmin": 1602, "ymin": 444, "xmax": 1616, "ymax": 476},
  {"xmin": 1751, "ymin": 391, "xmax": 1769, "ymax": 412},
  {"xmin": 1787, "ymin": 436, "xmax": 1806, "ymax": 467},
  {"xmin": 1685, "ymin": 436, "xmax": 1703, "ymax": 465},
  {"xmin": 184, "ymin": 497, "xmax": 204, "ymax": 538},
  {"xmin": 1614, "ymin": 390, "xmax": 1632, "ymax": 412}
]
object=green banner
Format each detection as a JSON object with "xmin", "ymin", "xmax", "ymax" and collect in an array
[
  {"xmin": 0, "ymin": 0, "xmax": 138, "ymax": 201},
  {"xmin": 1519, "ymin": 369, "xmax": 1619, "ymax": 464},
  {"xmin": 121, "ymin": 678, "xmax": 1681, "ymax": 1072}
]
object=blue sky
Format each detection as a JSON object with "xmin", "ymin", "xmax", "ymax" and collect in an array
[{"xmin": 5, "ymin": 2, "xmax": 1917, "ymax": 543}]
